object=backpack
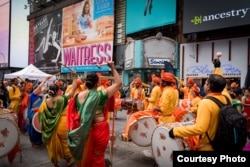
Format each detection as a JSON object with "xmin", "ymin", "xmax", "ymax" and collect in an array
[{"xmin": 206, "ymin": 95, "xmax": 247, "ymax": 151}]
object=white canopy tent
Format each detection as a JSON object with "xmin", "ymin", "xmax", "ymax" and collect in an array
[{"xmin": 4, "ymin": 64, "xmax": 56, "ymax": 81}]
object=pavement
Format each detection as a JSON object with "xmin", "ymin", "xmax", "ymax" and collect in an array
[{"xmin": 0, "ymin": 110, "xmax": 157, "ymax": 167}]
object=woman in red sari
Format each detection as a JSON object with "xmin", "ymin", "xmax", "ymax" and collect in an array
[{"xmin": 67, "ymin": 61, "xmax": 122, "ymax": 167}]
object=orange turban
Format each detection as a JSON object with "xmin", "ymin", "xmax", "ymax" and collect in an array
[
  {"xmin": 187, "ymin": 78, "xmax": 194, "ymax": 84},
  {"xmin": 55, "ymin": 80, "xmax": 63, "ymax": 87},
  {"xmin": 134, "ymin": 77, "xmax": 142, "ymax": 85},
  {"xmin": 25, "ymin": 82, "xmax": 33, "ymax": 90},
  {"xmin": 152, "ymin": 76, "xmax": 161, "ymax": 84},
  {"xmin": 77, "ymin": 79, "xmax": 83, "ymax": 86},
  {"xmin": 161, "ymin": 72, "xmax": 175, "ymax": 83},
  {"xmin": 96, "ymin": 72, "xmax": 108, "ymax": 86},
  {"xmin": 191, "ymin": 84, "xmax": 200, "ymax": 94},
  {"xmin": 230, "ymin": 82, "xmax": 238, "ymax": 88}
]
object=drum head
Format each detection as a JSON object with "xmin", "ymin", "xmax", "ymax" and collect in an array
[
  {"xmin": 0, "ymin": 118, "xmax": 19, "ymax": 157},
  {"xmin": 181, "ymin": 112, "xmax": 195, "ymax": 123},
  {"xmin": 32, "ymin": 112, "xmax": 41, "ymax": 133},
  {"xmin": 129, "ymin": 116, "xmax": 157, "ymax": 147},
  {"xmin": 151, "ymin": 123, "xmax": 185, "ymax": 167}
]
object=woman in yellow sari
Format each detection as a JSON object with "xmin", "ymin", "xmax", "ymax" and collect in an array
[{"xmin": 38, "ymin": 71, "xmax": 77, "ymax": 167}]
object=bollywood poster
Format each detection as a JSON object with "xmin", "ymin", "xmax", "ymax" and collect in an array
[
  {"xmin": 61, "ymin": 0, "xmax": 114, "ymax": 73},
  {"xmin": 31, "ymin": 10, "xmax": 62, "ymax": 74}
]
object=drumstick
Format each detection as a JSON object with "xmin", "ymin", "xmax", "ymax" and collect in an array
[
  {"xmin": 58, "ymin": 62, "xmax": 74, "ymax": 72},
  {"xmin": 99, "ymin": 76, "xmax": 114, "ymax": 80},
  {"xmin": 96, "ymin": 63, "xmax": 108, "ymax": 68}
]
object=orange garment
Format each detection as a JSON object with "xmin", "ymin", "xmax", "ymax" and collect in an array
[
  {"xmin": 123, "ymin": 110, "xmax": 159, "ymax": 138},
  {"xmin": 65, "ymin": 84, "xmax": 85, "ymax": 97},
  {"xmin": 158, "ymin": 86, "xmax": 178, "ymax": 123},
  {"xmin": 146, "ymin": 85, "xmax": 161, "ymax": 110},
  {"xmin": 18, "ymin": 92, "xmax": 29, "ymax": 132},
  {"xmin": 173, "ymin": 94, "xmax": 230, "ymax": 151}
]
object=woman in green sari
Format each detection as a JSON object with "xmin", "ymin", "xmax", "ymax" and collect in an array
[
  {"xmin": 38, "ymin": 71, "xmax": 77, "ymax": 167},
  {"xmin": 67, "ymin": 61, "xmax": 122, "ymax": 167}
]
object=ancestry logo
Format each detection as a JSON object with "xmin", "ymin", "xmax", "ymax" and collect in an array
[{"xmin": 191, "ymin": 8, "xmax": 250, "ymax": 25}]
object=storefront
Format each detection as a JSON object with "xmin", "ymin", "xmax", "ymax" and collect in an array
[{"xmin": 123, "ymin": 36, "xmax": 178, "ymax": 86}]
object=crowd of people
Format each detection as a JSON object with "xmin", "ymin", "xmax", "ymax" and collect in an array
[
  {"xmin": 1, "ymin": 61, "xmax": 122, "ymax": 167},
  {"xmin": 120, "ymin": 51, "xmax": 250, "ymax": 153},
  {"xmin": 1, "ymin": 51, "xmax": 250, "ymax": 166}
]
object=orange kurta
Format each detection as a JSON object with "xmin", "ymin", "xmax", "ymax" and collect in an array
[{"xmin": 158, "ymin": 86, "xmax": 178, "ymax": 123}]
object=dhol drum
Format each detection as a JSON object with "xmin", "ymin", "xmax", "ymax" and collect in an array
[
  {"xmin": 180, "ymin": 112, "xmax": 195, "ymax": 123},
  {"xmin": 121, "ymin": 98, "xmax": 144, "ymax": 111},
  {"xmin": 32, "ymin": 112, "xmax": 41, "ymax": 133},
  {"xmin": 0, "ymin": 109, "xmax": 17, "ymax": 124},
  {"xmin": 128, "ymin": 116, "xmax": 157, "ymax": 147},
  {"xmin": 179, "ymin": 99, "xmax": 191, "ymax": 112},
  {"xmin": 173, "ymin": 107, "xmax": 187, "ymax": 122},
  {"xmin": 0, "ymin": 118, "xmax": 19, "ymax": 157},
  {"xmin": 151, "ymin": 122, "xmax": 190, "ymax": 167}
]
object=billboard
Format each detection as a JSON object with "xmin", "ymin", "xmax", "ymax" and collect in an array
[
  {"xmin": 61, "ymin": 0, "xmax": 114, "ymax": 72},
  {"xmin": 0, "ymin": 0, "xmax": 9, "ymax": 68},
  {"xmin": 183, "ymin": 0, "xmax": 250, "ymax": 34},
  {"xmin": 30, "ymin": 10, "xmax": 62, "ymax": 74},
  {"xmin": 126, "ymin": 0, "xmax": 176, "ymax": 34},
  {"xmin": 10, "ymin": 0, "xmax": 29, "ymax": 68}
]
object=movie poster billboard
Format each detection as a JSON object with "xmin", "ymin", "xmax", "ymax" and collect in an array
[
  {"xmin": 61, "ymin": 0, "xmax": 114, "ymax": 73},
  {"xmin": 0, "ymin": 0, "xmax": 9, "ymax": 68},
  {"xmin": 31, "ymin": 10, "xmax": 62, "ymax": 74}
]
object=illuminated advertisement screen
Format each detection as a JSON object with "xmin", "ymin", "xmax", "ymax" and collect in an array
[
  {"xmin": 0, "ymin": 0, "xmax": 9, "ymax": 68},
  {"xmin": 10, "ymin": 0, "xmax": 29, "ymax": 68},
  {"xmin": 126, "ymin": 0, "xmax": 176, "ymax": 34},
  {"xmin": 61, "ymin": 0, "xmax": 114, "ymax": 72},
  {"xmin": 183, "ymin": 0, "xmax": 250, "ymax": 34}
]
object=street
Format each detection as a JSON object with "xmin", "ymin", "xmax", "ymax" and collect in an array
[{"xmin": 0, "ymin": 110, "xmax": 157, "ymax": 167}]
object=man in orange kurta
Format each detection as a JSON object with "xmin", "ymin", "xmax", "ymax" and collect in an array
[
  {"xmin": 127, "ymin": 77, "xmax": 145, "ymax": 114},
  {"xmin": 157, "ymin": 72, "xmax": 178, "ymax": 124}
]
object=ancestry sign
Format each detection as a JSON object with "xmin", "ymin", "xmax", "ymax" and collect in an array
[{"xmin": 183, "ymin": 0, "xmax": 250, "ymax": 34}]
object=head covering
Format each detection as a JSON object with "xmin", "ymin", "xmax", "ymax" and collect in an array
[
  {"xmin": 152, "ymin": 74, "xmax": 161, "ymax": 84},
  {"xmin": 191, "ymin": 84, "xmax": 200, "ymax": 94},
  {"xmin": 77, "ymin": 79, "xmax": 83, "ymax": 86},
  {"xmin": 230, "ymin": 82, "xmax": 238, "ymax": 89},
  {"xmin": 134, "ymin": 77, "xmax": 142, "ymax": 85},
  {"xmin": 55, "ymin": 80, "xmax": 63, "ymax": 87},
  {"xmin": 161, "ymin": 72, "xmax": 175, "ymax": 83},
  {"xmin": 25, "ymin": 82, "xmax": 33, "ymax": 90},
  {"xmin": 187, "ymin": 78, "xmax": 194, "ymax": 84},
  {"xmin": 96, "ymin": 72, "xmax": 108, "ymax": 86}
]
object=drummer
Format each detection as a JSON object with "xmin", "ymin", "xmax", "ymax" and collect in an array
[
  {"xmin": 121, "ymin": 74, "xmax": 162, "ymax": 141},
  {"xmin": 127, "ymin": 77, "xmax": 146, "ymax": 115},
  {"xmin": 179, "ymin": 77, "xmax": 196, "ymax": 100},
  {"xmin": 154, "ymin": 71, "xmax": 178, "ymax": 124},
  {"xmin": 189, "ymin": 84, "xmax": 202, "ymax": 116},
  {"xmin": 168, "ymin": 74, "xmax": 228, "ymax": 151}
]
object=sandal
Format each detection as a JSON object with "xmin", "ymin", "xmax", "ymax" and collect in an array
[
  {"xmin": 121, "ymin": 134, "xmax": 131, "ymax": 142},
  {"xmin": 66, "ymin": 157, "xmax": 75, "ymax": 167}
]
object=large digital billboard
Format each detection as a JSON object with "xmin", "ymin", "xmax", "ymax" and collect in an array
[
  {"xmin": 126, "ymin": 0, "xmax": 176, "ymax": 34},
  {"xmin": 183, "ymin": 0, "xmax": 250, "ymax": 34},
  {"xmin": 0, "ymin": 0, "xmax": 9, "ymax": 68},
  {"xmin": 10, "ymin": 0, "xmax": 29, "ymax": 68},
  {"xmin": 61, "ymin": 0, "xmax": 114, "ymax": 72}
]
